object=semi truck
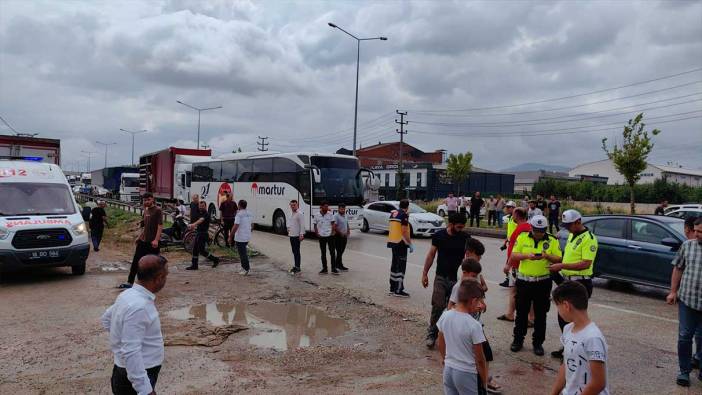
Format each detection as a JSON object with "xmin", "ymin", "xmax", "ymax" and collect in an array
[
  {"xmin": 139, "ymin": 147, "xmax": 211, "ymax": 203},
  {"xmin": 0, "ymin": 134, "xmax": 61, "ymax": 165},
  {"xmin": 90, "ymin": 166, "xmax": 138, "ymax": 198},
  {"xmin": 119, "ymin": 172, "xmax": 141, "ymax": 203}
]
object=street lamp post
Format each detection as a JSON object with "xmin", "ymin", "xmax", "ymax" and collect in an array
[
  {"xmin": 176, "ymin": 100, "xmax": 222, "ymax": 149},
  {"xmin": 95, "ymin": 141, "xmax": 116, "ymax": 169},
  {"xmin": 120, "ymin": 128, "xmax": 148, "ymax": 166},
  {"xmin": 81, "ymin": 150, "xmax": 96, "ymax": 173},
  {"xmin": 328, "ymin": 22, "xmax": 387, "ymax": 157}
]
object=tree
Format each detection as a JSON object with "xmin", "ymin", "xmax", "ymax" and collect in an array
[
  {"xmin": 232, "ymin": 146, "xmax": 242, "ymax": 153},
  {"xmin": 602, "ymin": 113, "xmax": 660, "ymax": 214},
  {"xmin": 446, "ymin": 151, "xmax": 473, "ymax": 195}
]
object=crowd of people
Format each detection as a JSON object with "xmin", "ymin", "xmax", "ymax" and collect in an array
[{"xmin": 94, "ymin": 191, "xmax": 702, "ymax": 394}]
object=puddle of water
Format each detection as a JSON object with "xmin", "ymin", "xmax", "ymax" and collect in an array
[{"xmin": 167, "ymin": 302, "xmax": 348, "ymax": 351}]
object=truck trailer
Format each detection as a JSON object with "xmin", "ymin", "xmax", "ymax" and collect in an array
[
  {"xmin": 0, "ymin": 134, "xmax": 61, "ymax": 165},
  {"xmin": 90, "ymin": 166, "xmax": 138, "ymax": 196},
  {"xmin": 139, "ymin": 147, "xmax": 211, "ymax": 203}
]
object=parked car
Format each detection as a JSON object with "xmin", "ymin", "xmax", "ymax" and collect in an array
[
  {"xmin": 360, "ymin": 201, "xmax": 446, "ymax": 237},
  {"xmin": 663, "ymin": 203, "xmax": 702, "ymax": 215},
  {"xmin": 557, "ymin": 215, "xmax": 686, "ymax": 289},
  {"xmin": 436, "ymin": 203, "xmax": 486, "ymax": 218},
  {"xmin": 665, "ymin": 207, "xmax": 702, "ymax": 221}
]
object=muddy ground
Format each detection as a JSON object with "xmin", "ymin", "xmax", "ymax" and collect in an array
[{"xmin": 1, "ymin": 236, "xmax": 448, "ymax": 394}]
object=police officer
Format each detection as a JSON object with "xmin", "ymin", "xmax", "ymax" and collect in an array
[
  {"xmin": 185, "ymin": 200, "xmax": 220, "ymax": 270},
  {"xmin": 548, "ymin": 209, "xmax": 598, "ymax": 359},
  {"xmin": 510, "ymin": 215, "xmax": 562, "ymax": 356}
]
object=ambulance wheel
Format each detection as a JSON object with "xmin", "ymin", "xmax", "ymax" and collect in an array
[{"xmin": 72, "ymin": 262, "xmax": 86, "ymax": 275}]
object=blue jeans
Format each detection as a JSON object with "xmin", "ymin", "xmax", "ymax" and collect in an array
[
  {"xmin": 496, "ymin": 211, "xmax": 504, "ymax": 228},
  {"xmin": 236, "ymin": 241, "xmax": 249, "ymax": 271},
  {"xmin": 678, "ymin": 301, "xmax": 702, "ymax": 374}
]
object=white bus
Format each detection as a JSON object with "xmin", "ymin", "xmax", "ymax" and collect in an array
[{"xmin": 191, "ymin": 152, "xmax": 377, "ymax": 234}]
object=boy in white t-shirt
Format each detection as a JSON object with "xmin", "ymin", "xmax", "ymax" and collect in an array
[
  {"xmin": 550, "ymin": 281, "xmax": 610, "ymax": 395},
  {"xmin": 438, "ymin": 280, "xmax": 488, "ymax": 395}
]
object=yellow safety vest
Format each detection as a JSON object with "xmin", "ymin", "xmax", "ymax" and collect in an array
[
  {"xmin": 387, "ymin": 209, "xmax": 410, "ymax": 245},
  {"xmin": 506, "ymin": 216, "xmax": 517, "ymax": 240},
  {"xmin": 513, "ymin": 232, "xmax": 562, "ymax": 277},
  {"xmin": 561, "ymin": 229, "xmax": 598, "ymax": 276}
]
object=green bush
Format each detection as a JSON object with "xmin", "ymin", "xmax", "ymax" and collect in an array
[{"xmin": 532, "ymin": 178, "xmax": 702, "ymax": 204}]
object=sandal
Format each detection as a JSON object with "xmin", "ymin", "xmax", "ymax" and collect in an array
[
  {"xmin": 487, "ymin": 382, "xmax": 503, "ymax": 394},
  {"xmin": 497, "ymin": 314, "xmax": 514, "ymax": 322}
]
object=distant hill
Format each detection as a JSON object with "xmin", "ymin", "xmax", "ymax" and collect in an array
[{"xmin": 501, "ymin": 163, "xmax": 570, "ymax": 173}]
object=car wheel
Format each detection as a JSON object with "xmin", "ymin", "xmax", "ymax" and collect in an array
[
  {"xmin": 361, "ymin": 219, "xmax": 369, "ymax": 233},
  {"xmin": 439, "ymin": 209, "xmax": 445, "ymax": 217},
  {"xmin": 273, "ymin": 210, "xmax": 287, "ymax": 235},
  {"xmin": 72, "ymin": 262, "xmax": 86, "ymax": 275}
]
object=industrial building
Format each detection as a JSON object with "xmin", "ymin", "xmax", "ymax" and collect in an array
[{"xmin": 570, "ymin": 159, "xmax": 702, "ymax": 187}]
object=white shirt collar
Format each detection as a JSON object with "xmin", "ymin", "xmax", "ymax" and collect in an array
[{"xmin": 132, "ymin": 283, "xmax": 156, "ymax": 301}]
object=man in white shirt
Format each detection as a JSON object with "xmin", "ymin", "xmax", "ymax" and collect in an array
[
  {"xmin": 230, "ymin": 199, "xmax": 254, "ymax": 275},
  {"xmin": 313, "ymin": 201, "xmax": 337, "ymax": 275},
  {"xmin": 101, "ymin": 255, "xmax": 168, "ymax": 395},
  {"xmin": 287, "ymin": 199, "xmax": 305, "ymax": 274},
  {"xmin": 444, "ymin": 193, "xmax": 459, "ymax": 216}
]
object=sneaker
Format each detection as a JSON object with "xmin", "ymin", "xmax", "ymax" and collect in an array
[
  {"xmin": 426, "ymin": 336, "xmax": 437, "ymax": 349},
  {"xmin": 498, "ymin": 278, "xmax": 509, "ymax": 288},
  {"xmin": 319, "ymin": 269, "xmax": 328, "ymax": 275},
  {"xmin": 239, "ymin": 269, "xmax": 249, "ymax": 276},
  {"xmin": 116, "ymin": 283, "xmax": 132, "ymax": 289},
  {"xmin": 533, "ymin": 344, "xmax": 544, "ymax": 356},
  {"xmin": 185, "ymin": 266, "xmax": 198, "ymax": 271},
  {"xmin": 211, "ymin": 257, "xmax": 220, "ymax": 268},
  {"xmin": 676, "ymin": 372, "xmax": 690, "ymax": 387},
  {"xmin": 331, "ymin": 270, "xmax": 340, "ymax": 275},
  {"xmin": 393, "ymin": 290, "xmax": 410, "ymax": 298},
  {"xmin": 289, "ymin": 267, "xmax": 301, "ymax": 274},
  {"xmin": 388, "ymin": 290, "xmax": 396, "ymax": 296},
  {"xmin": 338, "ymin": 266, "xmax": 349, "ymax": 272},
  {"xmin": 510, "ymin": 341, "xmax": 523, "ymax": 352},
  {"xmin": 551, "ymin": 348, "xmax": 564, "ymax": 359}
]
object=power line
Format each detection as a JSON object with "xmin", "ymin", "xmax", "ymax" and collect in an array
[
  {"xmin": 410, "ymin": 97, "xmax": 702, "ymax": 128},
  {"xmin": 0, "ymin": 115, "xmax": 19, "ymax": 134},
  {"xmin": 409, "ymin": 68, "xmax": 702, "ymax": 113}
]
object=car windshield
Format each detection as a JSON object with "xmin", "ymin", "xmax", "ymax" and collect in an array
[
  {"xmin": 668, "ymin": 222, "xmax": 685, "ymax": 236},
  {"xmin": 408, "ymin": 203, "xmax": 427, "ymax": 213},
  {"xmin": 311, "ymin": 156, "xmax": 363, "ymax": 206},
  {"xmin": 0, "ymin": 182, "xmax": 76, "ymax": 216}
]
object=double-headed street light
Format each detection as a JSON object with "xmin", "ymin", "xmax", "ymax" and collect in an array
[
  {"xmin": 120, "ymin": 128, "xmax": 148, "ymax": 166},
  {"xmin": 95, "ymin": 141, "xmax": 116, "ymax": 169},
  {"xmin": 328, "ymin": 22, "xmax": 387, "ymax": 157},
  {"xmin": 176, "ymin": 100, "xmax": 222, "ymax": 149}
]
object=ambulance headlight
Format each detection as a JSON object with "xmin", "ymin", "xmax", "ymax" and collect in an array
[
  {"xmin": 72, "ymin": 222, "xmax": 88, "ymax": 235},
  {"xmin": 0, "ymin": 227, "xmax": 9, "ymax": 240}
]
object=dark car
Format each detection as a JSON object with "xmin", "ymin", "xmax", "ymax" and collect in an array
[{"xmin": 557, "ymin": 215, "xmax": 686, "ymax": 289}]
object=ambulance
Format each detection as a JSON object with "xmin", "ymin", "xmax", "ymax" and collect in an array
[{"xmin": 0, "ymin": 158, "xmax": 90, "ymax": 276}]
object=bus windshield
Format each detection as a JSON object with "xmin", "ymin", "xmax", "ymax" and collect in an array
[{"xmin": 311, "ymin": 156, "xmax": 363, "ymax": 206}]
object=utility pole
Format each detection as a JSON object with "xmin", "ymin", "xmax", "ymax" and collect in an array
[
  {"xmin": 395, "ymin": 110, "xmax": 408, "ymax": 199},
  {"xmin": 257, "ymin": 136, "xmax": 269, "ymax": 152},
  {"xmin": 81, "ymin": 150, "xmax": 96, "ymax": 173},
  {"xmin": 95, "ymin": 141, "xmax": 117, "ymax": 169}
]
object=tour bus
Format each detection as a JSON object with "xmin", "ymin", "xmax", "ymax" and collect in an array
[
  {"xmin": 0, "ymin": 158, "xmax": 90, "ymax": 276},
  {"xmin": 191, "ymin": 152, "xmax": 378, "ymax": 234}
]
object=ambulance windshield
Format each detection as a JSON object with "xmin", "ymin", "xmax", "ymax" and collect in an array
[{"xmin": 0, "ymin": 183, "xmax": 76, "ymax": 216}]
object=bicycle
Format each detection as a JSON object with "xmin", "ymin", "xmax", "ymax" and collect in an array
[{"xmin": 211, "ymin": 220, "xmax": 230, "ymax": 248}]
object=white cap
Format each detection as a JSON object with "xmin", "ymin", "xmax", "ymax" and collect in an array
[
  {"xmin": 561, "ymin": 209, "xmax": 582, "ymax": 224},
  {"xmin": 529, "ymin": 215, "xmax": 548, "ymax": 230},
  {"xmin": 505, "ymin": 200, "xmax": 516, "ymax": 207}
]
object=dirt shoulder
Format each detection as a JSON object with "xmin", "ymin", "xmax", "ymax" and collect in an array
[{"xmin": 0, "ymin": 240, "xmax": 442, "ymax": 394}]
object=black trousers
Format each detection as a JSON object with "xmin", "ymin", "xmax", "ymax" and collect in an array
[
  {"xmin": 236, "ymin": 241, "xmax": 250, "ymax": 271},
  {"xmin": 514, "ymin": 278, "xmax": 552, "ymax": 346},
  {"xmin": 128, "ymin": 240, "xmax": 160, "ymax": 284},
  {"xmin": 469, "ymin": 211, "xmax": 481, "ymax": 228},
  {"xmin": 91, "ymin": 227, "xmax": 104, "ymax": 250},
  {"xmin": 191, "ymin": 231, "xmax": 216, "ymax": 267},
  {"xmin": 290, "ymin": 236, "xmax": 301, "ymax": 269},
  {"xmin": 318, "ymin": 236, "xmax": 336, "ymax": 270},
  {"xmin": 222, "ymin": 218, "xmax": 235, "ymax": 246},
  {"xmin": 487, "ymin": 210, "xmax": 496, "ymax": 226},
  {"xmin": 428, "ymin": 275, "xmax": 456, "ymax": 338},
  {"xmin": 334, "ymin": 234, "xmax": 348, "ymax": 268},
  {"xmin": 111, "ymin": 364, "xmax": 161, "ymax": 395},
  {"xmin": 557, "ymin": 278, "xmax": 593, "ymax": 331},
  {"xmin": 548, "ymin": 215, "xmax": 560, "ymax": 233},
  {"xmin": 389, "ymin": 243, "xmax": 408, "ymax": 293}
]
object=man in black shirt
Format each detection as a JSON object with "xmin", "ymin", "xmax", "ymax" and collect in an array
[
  {"xmin": 89, "ymin": 200, "xmax": 108, "ymax": 252},
  {"xmin": 189, "ymin": 194, "xmax": 200, "ymax": 224},
  {"xmin": 469, "ymin": 191, "xmax": 484, "ymax": 228},
  {"xmin": 421, "ymin": 212, "xmax": 468, "ymax": 348},
  {"xmin": 536, "ymin": 194, "xmax": 548, "ymax": 213},
  {"xmin": 654, "ymin": 200, "xmax": 668, "ymax": 216},
  {"xmin": 185, "ymin": 201, "xmax": 220, "ymax": 270},
  {"xmin": 547, "ymin": 195, "xmax": 561, "ymax": 233}
]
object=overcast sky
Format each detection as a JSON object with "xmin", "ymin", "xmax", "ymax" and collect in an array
[{"xmin": 1, "ymin": 0, "xmax": 701, "ymax": 172}]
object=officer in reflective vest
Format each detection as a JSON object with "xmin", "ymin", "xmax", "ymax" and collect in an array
[
  {"xmin": 387, "ymin": 199, "xmax": 414, "ymax": 297},
  {"xmin": 509, "ymin": 215, "xmax": 562, "ymax": 356},
  {"xmin": 548, "ymin": 209, "xmax": 598, "ymax": 359}
]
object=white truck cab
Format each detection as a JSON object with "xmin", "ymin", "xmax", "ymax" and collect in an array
[
  {"xmin": 0, "ymin": 159, "xmax": 90, "ymax": 276},
  {"xmin": 119, "ymin": 172, "xmax": 141, "ymax": 203}
]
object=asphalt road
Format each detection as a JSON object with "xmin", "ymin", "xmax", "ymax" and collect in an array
[{"xmin": 249, "ymin": 229, "xmax": 691, "ymax": 394}]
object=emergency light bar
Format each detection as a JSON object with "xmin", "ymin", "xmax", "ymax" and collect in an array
[{"xmin": 0, "ymin": 156, "xmax": 44, "ymax": 161}]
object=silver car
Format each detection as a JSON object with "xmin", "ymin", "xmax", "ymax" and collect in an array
[{"xmin": 360, "ymin": 201, "xmax": 446, "ymax": 237}]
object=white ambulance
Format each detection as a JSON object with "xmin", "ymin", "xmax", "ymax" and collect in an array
[{"xmin": 0, "ymin": 159, "xmax": 90, "ymax": 276}]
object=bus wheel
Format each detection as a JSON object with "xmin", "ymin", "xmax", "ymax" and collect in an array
[
  {"xmin": 273, "ymin": 210, "xmax": 287, "ymax": 235},
  {"xmin": 208, "ymin": 203, "xmax": 217, "ymax": 221}
]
